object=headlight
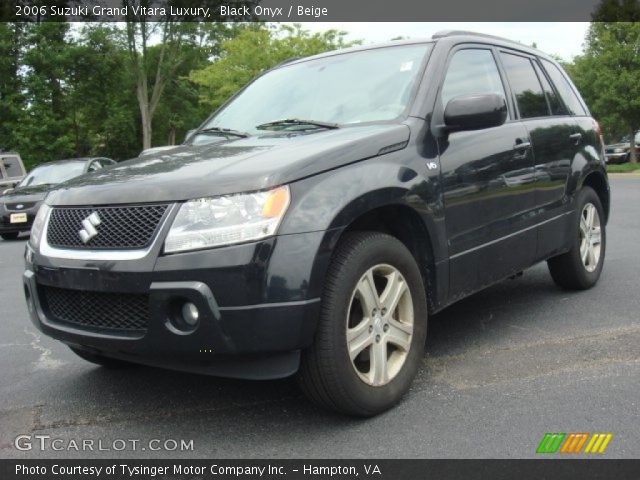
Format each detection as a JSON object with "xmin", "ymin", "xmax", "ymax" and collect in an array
[
  {"xmin": 164, "ymin": 186, "xmax": 290, "ymax": 253},
  {"xmin": 29, "ymin": 204, "xmax": 51, "ymax": 251}
]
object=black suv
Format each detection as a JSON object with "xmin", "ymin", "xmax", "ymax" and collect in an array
[{"xmin": 23, "ymin": 32, "xmax": 609, "ymax": 416}]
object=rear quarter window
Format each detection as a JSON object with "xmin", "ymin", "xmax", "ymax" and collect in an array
[{"xmin": 541, "ymin": 59, "xmax": 588, "ymax": 116}]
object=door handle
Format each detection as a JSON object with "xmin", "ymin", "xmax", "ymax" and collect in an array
[
  {"xmin": 569, "ymin": 133, "xmax": 582, "ymax": 145},
  {"xmin": 512, "ymin": 139, "xmax": 531, "ymax": 160},
  {"xmin": 513, "ymin": 140, "xmax": 532, "ymax": 151}
]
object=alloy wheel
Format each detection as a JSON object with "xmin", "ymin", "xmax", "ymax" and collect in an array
[
  {"xmin": 346, "ymin": 264, "xmax": 414, "ymax": 386},
  {"xmin": 579, "ymin": 203, "xmax": 602, "ymax": 273}
]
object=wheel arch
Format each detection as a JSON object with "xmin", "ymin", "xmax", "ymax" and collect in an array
[
  {"xmin": 580, "ymin": 170, "xmax": 610, "ymax": 223},
  {"xmin": 336, "ymin": 204, "xmax": 439, "ymax": 313}
]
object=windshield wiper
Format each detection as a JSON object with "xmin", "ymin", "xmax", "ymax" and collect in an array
[
  {"xmin": 255, "ymin": 119, "xmax": 339, "ymax": 131},
  {"xmin": 197, "ymin": 127, "xmax": 250, "ymax": 138}
]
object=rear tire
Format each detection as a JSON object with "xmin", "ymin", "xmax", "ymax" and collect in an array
[
  {"xmin": 298, "ymin": 232, "xmax": 428, "ymax": 416},
  {"xmin": 69, "ymin": 347, "xmax": 133, "ymax": 369},
  {"xmin": 547, "ymin": 186, "xmax": 606, "ymax": 290},
  {"xmin": 1, "ymin": 232, "xmax": 19, "ymax": 240}
]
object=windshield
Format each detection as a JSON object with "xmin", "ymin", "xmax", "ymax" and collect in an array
[
  {"xmin": 19, "ymin": 162, "xmax": 86, "ymax": 187},
  {"xmin": 199, "ymin": 43, "xmax": 432, "ymax": 137}
]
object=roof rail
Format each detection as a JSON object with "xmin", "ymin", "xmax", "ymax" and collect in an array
[{"xmin": 432, "ymin": 30, "xmax": 512, "ymax": 42}]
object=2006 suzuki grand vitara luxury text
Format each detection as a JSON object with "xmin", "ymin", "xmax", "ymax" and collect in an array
[{"xmin": 24, "ymin": 32, "xmax": 609, "ymax": 416}]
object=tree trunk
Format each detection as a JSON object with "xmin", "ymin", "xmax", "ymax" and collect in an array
[
  {"xmin": 168, "ymin": 126, "xmax": 176, "ymax": 146},
  {"xmin": 630, "ymin": 129, "xmax": 637, "ymax": 163},
  {"xmin": 140, "ymin": 106, "xmax": 152, "ymax": 150}
]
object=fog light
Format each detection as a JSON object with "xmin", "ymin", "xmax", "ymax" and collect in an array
[{"xmin": 181, "ymin": 302, "xmax": 199, "ymax": 326}]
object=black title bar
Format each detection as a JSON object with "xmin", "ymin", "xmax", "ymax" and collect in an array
[
  {"xmin": 0, "ymin": 0, "xmax": 616, "ymax": 22},
  {"xmin": 2, "ymin": 459, "xmax": 640, "ymax": 480}
]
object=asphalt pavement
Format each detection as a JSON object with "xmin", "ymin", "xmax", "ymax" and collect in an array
[{"xmin": 1, "ymin": 177, "xmax": 638, "ymax": 459}]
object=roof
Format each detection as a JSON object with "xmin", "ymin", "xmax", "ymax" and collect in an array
[{"xmin": 283, "ymin": 30, "xmax": 553, "ymax": 67}]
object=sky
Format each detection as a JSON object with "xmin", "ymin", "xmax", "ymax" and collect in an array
[{"xmin": 300, "ymin": 22, "xmax": 590, "ymax": 61}]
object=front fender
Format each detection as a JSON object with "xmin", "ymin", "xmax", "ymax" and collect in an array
[
  {"xmin": 277, "ymin": 147, "xmax": 444, "ymax": 304},
  {"xmin": 280, "ymin": 148, "xmax": 443, "ymax": 257}
]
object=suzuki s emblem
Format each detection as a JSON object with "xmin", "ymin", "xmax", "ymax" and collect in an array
[
  {"xmin": 78, "ymin": 212, "xmax": 101, "ymax": 243},
  {"xmin": 16, "ymin": 204, "xmax": 24, "ymax": 209}
]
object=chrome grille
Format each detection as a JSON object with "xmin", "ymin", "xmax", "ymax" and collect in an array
[{"xmin": 46, "ymin": 204, "xmax": 168, "ymax": 249}]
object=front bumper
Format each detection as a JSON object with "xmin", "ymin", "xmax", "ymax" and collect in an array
[
  {"xmin": 604, "ymin": 152, "xmax": 628, "ymax": 164},
  {"xmin": 23, "ymin": 229, "xmax": 336, "ymax": 379},
  {"xmin": 0, "ymin": 206, "xmax": 38, "ymax": 233}
]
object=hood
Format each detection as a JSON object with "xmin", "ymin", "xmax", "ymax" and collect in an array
[
  {"xmin": 0, "ymin": 183, "xmax": 51, "ymax": 204},
  {"xmin": 48, "ymin": 124, "xmax": 410, "ymax": 206}
]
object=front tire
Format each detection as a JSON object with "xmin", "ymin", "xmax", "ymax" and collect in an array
[
  {"xmin": 547, "ymin": 186, "xmax": 606, "ymax": 289},
  {"xmin": 298, "ymin": 232, "xmax": 428, "ymax": 416}
]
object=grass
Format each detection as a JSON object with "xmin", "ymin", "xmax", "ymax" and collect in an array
[{"xmin": 606, "ymin": 162, "xmax": 640, "ymax": 173}]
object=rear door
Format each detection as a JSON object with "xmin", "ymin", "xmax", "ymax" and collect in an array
[
  {"xmin": 498, "ymin": 51, "xmax": 580, "ymax": 260},
  {"xmin": 437, "ymin": 46, "xmax": 536, "ymax": 297}
]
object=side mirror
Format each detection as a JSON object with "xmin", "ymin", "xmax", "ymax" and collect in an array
[
  {"xmin": 184, "ymin": 129, "xmax": 196, "ymax": 143},
  {"xmin": 444, "ymin": 93, "xmax": 507, "ymax": 132}
]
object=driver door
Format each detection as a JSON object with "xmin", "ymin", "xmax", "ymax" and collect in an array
[{"xmin": 437, "ymin": 47, "xmax": 536, "ymax": 296}]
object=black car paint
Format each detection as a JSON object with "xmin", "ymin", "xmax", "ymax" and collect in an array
[
  {"xmin": 47, "ymin": 125, "xmax": 410, "ymax": 206},
  {"xmin": 24, "ymin": 34, "xmax": 609, "ymax": 379}
]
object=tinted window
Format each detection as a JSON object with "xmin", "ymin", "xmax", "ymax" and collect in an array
[
  {"xmin": 541, "ymin": 59, "xmax": 587, "ymax": 116},
  {"xmin": 500, "ymin": 53, "xmax": 548, "ymax": 119},
  {"xmin": 532, "ymin": 62, "xmax": 566, "ymax": 115},
  {"xmin": 2, "ymin": 156, "xmax": 23, "ymax": 177},
  {"xmin": 441, "ymin": 49, "xmax": 506, "ymax": 107}
]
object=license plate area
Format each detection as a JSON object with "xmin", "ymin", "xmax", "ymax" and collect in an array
[{"xmin": 10, "ymin": 213, "xmax": 27, "ymax": 224}]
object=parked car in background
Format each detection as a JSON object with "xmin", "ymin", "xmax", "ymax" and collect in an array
[
  {"xmin": 0, "ymin": 157, "xmax": 115, "ymax": 240},
  {"xmin": 0, "ymin": 152, "xmax": 26, "ymax": 191},
  {"xmin": 604, "ymin": 131, "xmax": 640, "ymax": 164}
]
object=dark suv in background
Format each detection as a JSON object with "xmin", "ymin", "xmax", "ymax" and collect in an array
[
  {"xmin": 1, "ymin": 158, "xmax": 115, "ymax": 240},
  {"xmin": 23, "ymin": 31, "xmax": 609, "ymax": 416}
]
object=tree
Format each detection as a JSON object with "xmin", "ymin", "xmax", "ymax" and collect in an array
[
  {"xmin": 19, "ymin": 22, "xmax": 77, "ymax": 168},
  {"xmin": 190, "ymin": 24, "xmax": 359, "ymax": 111},
  {"xmin": 150, "ymin": 23, "xmax": 242, "ymax": 146},
  {"xmin": 0, "ymin": 23, "xmax": 27, "ymax": 153},
  {"xmin": 568, "ymin": 2, "xmax": 640, "ymax": 162},
  {"xmin": 591, "ymin": 0, "xmax": 640, "ymax": 21},
  {"xmin": 122, "ymin": 2, "xmax": 240, "ymax": 150},
  {"xmin": 68, "ymin": 24, "xmax": 141, "ymax": 160}
]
